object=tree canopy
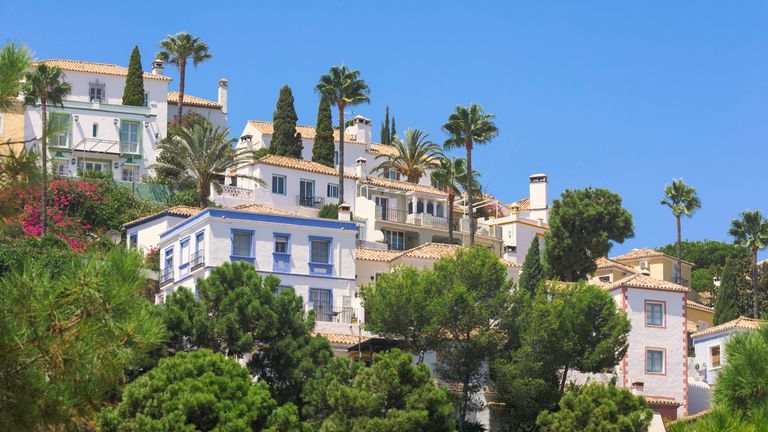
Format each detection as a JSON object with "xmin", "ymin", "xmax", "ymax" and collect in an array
[
  {"xmin": 122, "ymin": 45, "xmax": 145, "ymax": 106},
  {"xmin": 714, "ymin": 257, "xmax": 743, "ymax": 325},
  {"xmin": 312, "ymin": 94, "xmax": 335, "ymax": 167},
  {"xmin": 271, "ymin": 85, "xmax": 303, "ymax": 158},
  {"xmin": 545, "ymin": 187, "xmax": 634, "ymax": 282},
  {"xmin": 657, "ymin": 240, "xmax": 748, "ymax": 271},
  {"xmin": 519, "ymin": 236, "xmax": 545, "ymax": 294}
]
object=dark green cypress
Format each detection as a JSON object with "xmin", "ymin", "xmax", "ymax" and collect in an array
[
  {"xmin": 380, "ymin": 106, "xmax": 390, "ymax": 144},
  {"xmin": 122, "ymin": 46, "xmax": 145, "ymax": 106},
  {"xmin": 390, "ymin": 116, "xmax": 396, "ymax": 143},
  {"xmin": 313, "ymin": 94, "xmax": 335, "ymax": 167},
  {"xmin": 519, "ymin": 236, "xmax": 545, "ymax": 294},
  {"xmin": 714, "ymin": 256, "xmax": 743, "ymax": 325},
  {"xmin": 270, "ymin": 85, "xmax": 303, "ymax": 158}
]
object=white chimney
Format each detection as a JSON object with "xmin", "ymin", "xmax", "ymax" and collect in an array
[
  {"xmin": 151, "ymin": 59, "xmax": 164, "ymax": 75},
  {"xmin": 348, "ymin": 115, "xmax": 372, "ymax": 145},
  {"xmin": 355, "ymin": 157, "xmax": 367, "ymax": 180},
  {"xmin": 338, "ymin": 203, "xmax": 352, "ymax": 221},
  {"xmin": 217, "ymin": 78, "xmax": 228, "ymax": 114},
  {"xmin": 529, "ymin": 174, "xmax": 548, "ymax": 210}
]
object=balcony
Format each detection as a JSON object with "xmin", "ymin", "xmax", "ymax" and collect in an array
[
  {"xmin": 310, "ymin": 304, "xmax": 360, "ymax": 324},
  {"xmin": 191, "ymin": 249, "xmax": 205, "ymax": 270},
  {"xmin": 297, "ymin": 195, "xmax": 325, "ymax": 208},
  {"xmin": 219, "ymin": 185, "xmax": 254, "ymax": 200},
  {"xmin": 375, "ymin": 207, "xmax": 455, "ymax": 230},
  {"xmin": 70, "ymin": 138, "xmax": 141, "ymax": 155},
  {"xmin": 160, "ymin": 267, "xmax": 174, "ymax": 287}
]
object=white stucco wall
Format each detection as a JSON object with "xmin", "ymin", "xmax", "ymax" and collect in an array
[
  {"xmin": 126, "ymin": 214, "xmax": 187, "ymax": 252},
  {"xmin": 168, "ymin": 103, "xmax": 227, "ymax": 130}
]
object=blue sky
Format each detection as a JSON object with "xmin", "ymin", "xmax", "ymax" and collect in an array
[{"xmin": 2, "ymin": 1, "xmax": 767, "ymax": 257}]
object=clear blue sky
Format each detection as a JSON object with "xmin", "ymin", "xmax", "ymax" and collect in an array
[{"xmin": 3, "ymin": 1, "xmax": 767, "ymax": 257}]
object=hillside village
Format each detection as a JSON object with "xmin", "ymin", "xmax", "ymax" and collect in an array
[{"xmin": 1, "ymin": 33, "xmax": 767, "ymax": 432}]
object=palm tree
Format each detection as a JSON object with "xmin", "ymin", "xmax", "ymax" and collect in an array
[
  {"xmin": 728, "ymin": 210, "xmax": 768, "ymax": 318},
  {"xmin": 660, "ymin": 179, "xmax": 701, "ymax": 284},
  {"xmin": 315, "ymin": 65, "xmax": 370, "ymax": 204},
  {"xmin": 0, "ymin": 42, "xmax": 32, "ymax": 112},
  {"xmin": 442, "ymin": 104, "xmax": 498, "ymax": 246},
  {"xmin": 372, "ymin": 128, "xmax": 440, "ymax": 183},
  {"xmin": 23, "ymin": 64, "xmax": 71, "ymax": 235},
  {"xmin": 155, "ymin": 122, "xmax": 254, "ymax": 208},
  {"xmin": 157, "ymin": 32, "xmax": 212, "ymax": 121},
  {"xmin": 431, "ymin": 156, "xmax": 469, "ymax": 244}
]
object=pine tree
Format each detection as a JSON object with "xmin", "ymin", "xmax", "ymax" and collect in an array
[
  {"xmin": 380, "ymin": 105, "xmax": 390, "ymax": 144},
  {"xmin": 519, "ymin": 236, "xmax": 545, "ymax": 294},
  {"xmin": 122, "ymin": 46, "xmax": 145, "ymax": 106},
  {"xmin": 714, "ymin": 256, "xmax": 742, "ymax": 325},
  {"xmin": 390, "ymin": 116, "xmax": 397, "ymax": 143},
  {"xmin": 313, "ymin": 94, "xmax": 335, "ymax": 167},
  {"xmin": 270, "ymin": 85, "xmax": 303, "ymax": 158}
]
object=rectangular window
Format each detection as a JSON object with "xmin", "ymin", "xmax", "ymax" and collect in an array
[
  {"xmin": 711, "ymin": 346, "xmax": 721, "ymax": 368},
  {"xmin": 375, "ymin": 197, "xmax": 389, "ymax": 220},
  {"xmin": 129, "ymin": 233, "xmax": 138, "ymax": 249},
  {"xmin": 89, "ymin": 84, "xmax": 105, "ymax": 102},
  {"xmin": 384, "ymin": 169, "xmax": 400, "ymax": 180},
  {"xmin": 310, "ymin": 239, "xmax": 331, "ymax": 264},
  {"xmin": 334, "ymin": 151, "xmax": 339, "ymax": 166},
  {"xmin": 143, "ymin": 93, "xmax": 149, "ymax": 108},
  {"xmin": 122, "ymin": 166, "xmax": 138, "ymax": 182},
  {"xmin": 119, "ymin": 121, "xmax": 140, "ymax": 153},
  {"xmin": 180, "ymin": 239, "xmax": 190, "ymax": 266},
  {"xmin": 327, "ymin": 183, "xmax": 339, "ymax": 199},
  {"xmin": 645, "ymin": 301, "xmax": 665, "ymax": 327},
  {"xmin": 163, "ymin": 247, "xmax": 174, "ymax": 282},
  {"xmin": 310, "ymin": 288, "xmax": 333, "ymax": 322},
  {"xmin": 383, "ymin": 230, "xmax": 405, "ymax": 251},
  {"xmin": 195, "ymin": 231, "xmax": 204, "ymax": 252},
  {"xmin": 646, "ymin": 349, "xmax": 665, "ymax": 374},
  {"xmin": 92, "ymin": 122, "xmax": 98, "ymax": 138},
  {"xmin": 272, "ymin": 175, "xmax": 286, "ymax": 195},
  {"xmin": 81, "ymin": 160, "xmax": 110, "ymax": 173},
  {"xmin": 50, "ymin": 113, "xmax": 70, "ymax": 147},
  {"xmin": 274, "ymin": 235, "xmax": 289, "ymax": 254},
  {"xmin": 299, "ymin": 179, "xmax": 315, "ymax": 207},
  {"xmin": 232, "ymin": 230, "xmax": 253, "ymax": 257},
  {"xmin": 53, "ymin": 160, "xmax": 67, "ymax": 176}
]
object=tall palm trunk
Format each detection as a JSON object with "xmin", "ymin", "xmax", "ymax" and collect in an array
[
  {"xmin": 448, "ymin": 192, "xmax": 455, "ymax": 243},
  {"xmin": 752, "ymin": 245, "xmax": 759, "ymax": 318},
  {"xmin": 465, "ymin": 138, "xmax": 475, "ymax": 246},
  {"xmin": 40, "ymin": 96, "xmax": 48, "ymax": 236},
  {"xmin": 199, "ymin": 180, "xmax": 209, "ymax": 209},
  {"xmin": 676, "ymin": 215, "xmax": 682, "ymax": 284},
  {"xmin": 337, "ymin": 104, "xmax": 345, "ymax": 205},
  {"xmin": 176, "ymin": 59, "xmax": 186, "ymax": 121}
]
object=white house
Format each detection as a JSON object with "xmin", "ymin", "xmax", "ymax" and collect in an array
[
  {"xmin": 166, "ymin": 78, "xmax": 228, "ymax": 129},
  {"xmin": 124, "ymin": 205, "xmax": 201, "ymax": 252},
  {"xmin": 25, "ymin": 59, "xmax": 171, "ymax": 182},
  {"xmin": 691, "ymin": 316, "xmax": 762, "ymax": 386}
]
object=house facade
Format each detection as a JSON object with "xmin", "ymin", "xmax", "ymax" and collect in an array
[
  {"xmin": 166, "ymin": 78, "xmax": 228, "ymax": 129},
  {"xmin": 0, "ymin": 103, "xmax": 26, "ymax": 155},
  {"xmin": 690, "ymin": 316, "xmax": 761, "ymax": 386},
  {"xmin": 24, "ymin": 59, "xmax": 171, "ymax": 182},
  {"xmin": 609, "ymin": 248, "xmax": 694, "ymax": 288}
]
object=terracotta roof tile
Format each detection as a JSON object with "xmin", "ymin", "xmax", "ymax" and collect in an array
[
  {"xmin": 364, "ymin": 176, "xmax": 447, "ymax": 197},
  {"xmin": 233, "ymin": 203, "xmax": 298, "ymax": 216},
  {"xmin": 687, "ymin": 300, "xmax": 714, "ymax": 313},
  {"xmin": 123, "ymin": 206, "xmax": 200, "ymax": 227},
  {"xmin": 367, "ymin": 143, "xmax": 399, "ymax": 157},
  {"xmin": 167, "ymin": 91, "xmax": 221, "ymax": 109},
  {"xmin": 595, "ymin": 257, "xmax": 638, "ymax": 274},
  {"xmin": 355, "ymin": 248, "xmax": 404, "ymax": 262},
  {"xmin": 35, "ymin": 59, "xmax": 172, "ymax": 81},
  {"xmin": 691, "ymin": 316, "xmax": 763, "ymax": 338},
  {"xmin": 611, "ymin": 248, "xmax": 695, "ymax": 266},
  {"xmin": 398, "ymin": 243, "xmax": 462, "ymax": 260},
  {"xmin": 314, "ymin": 332, "xmax": 371, "ymax": 345},
  {"xmin": 248, "ymin": 120, "xmax": 364, "ymax": 144},
  {"xmin": 254, "ymin": 154, "xmax": 357, "ymax": 179},
  {"xmin": 508, "ymin": 198, "xmax": 530, "ymax": 210},
  {"xmin": 644, "ymin": 397, "xmax": 682, "ymax": 407},
  {"xmin": 603, "ymin": 273, "xmax": 689, "ymax": 293}
]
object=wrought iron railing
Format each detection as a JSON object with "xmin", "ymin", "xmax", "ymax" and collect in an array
[
  {"xmin": 297, "ymin": 195, "xmax": 325, "ymax": 208},
  {"xmin": 191, "ymin": 249, "xmax": 205, "ymax": 270},
  {"xmin": 312, "ymin": 304, "xmax": 357, "ymax": 323},
  {"xmin": 160, "ymin": 267, "xmax": 174, "ymax": 286}
]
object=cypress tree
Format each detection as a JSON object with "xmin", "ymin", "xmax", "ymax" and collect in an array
[
  {"xmin": 313, "ymin": 95, "xmax": 335, "ymax": 167},
  {"xmin": 519, "ymin": 236, "xmax": 545, "ymax": 294},
  {"xmin": 714, "ymin": 256, "xmax": 742, "ymax": 325},
  {"xmin": 390, "ymin": 116, "xmax": 396, "ymax": 143},
  {"xmin": 122, "ymin": 46, "xmax": 145, "ymax": 106},
  {"xmin": 380, "ymin": 106, "xmax": 390, "ymax": 144},
  {"xmin": 270, "ymin": 85, "xmax": 303, "ymax": 158}
]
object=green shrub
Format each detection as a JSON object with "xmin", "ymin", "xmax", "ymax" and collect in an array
[{"xmin": 318, "ymin": 204, "xmax": 338, "ymax": 219}]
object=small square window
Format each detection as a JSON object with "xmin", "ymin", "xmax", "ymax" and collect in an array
[
  {"xmin": 645, "ymin": 302, "xmax": 665, "ymax": 327},
  {"xmin": 232, "ymin": 231, "xmax": 253, "ymax": 257},
  {"xmin": 646, "ymin": 349, "xmax": 664, "ymax": 374},
  {"xmin": 327, "ymin": 183, "xmax": 339, "ymax": 199},
  {"xmin": 275, "ymin": 236, "xmax": 289, "ymax": 254},
  {"xmin": 272, "ymin": 175, "xmax": 286, "ymax": 195}
]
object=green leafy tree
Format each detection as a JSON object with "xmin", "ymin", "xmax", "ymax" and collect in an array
[
  {"xmin": 380, "ymin": 105, "xmax": 390, "ymax": 144},
  {"xmin": 161, "ymin": 262, "xmax": 333, "ymax": 405},
  {"xmin": 545, "ymin": 187, "xmax": 635, "ymax": 282},
  {"xmin": 661, "ymin": 179, "xmax": 702, "ymax": 284},
  {"xmin": 431, "ymin": 156, "xmax": 469, "ymax": 244},
  {"xmin": 157, "ymin": 32, "xmax": 212, "ymax": 120},
  {"xmin": 714, "ymin": 257, "xmax": 743, "ymax": 325},
  {"xmin": 271, "ymin": 85, "xmax": 303, "ymax": 158},
  {"xmin": 314, "ymin": 349, "xmax": 455, "ymax": 432},
  {"xmin": 728, "ymin": 210, "xmax": 768, "ymax": 318},
  {"xmin": 0, "ymin": 42, "xmax": 32, "ymax": 112},
  {"xmin": 121, "ymin": 45, "xmax": 145, "ymax": 106},
  {"xmin": 23, "ymin": 64, "xmax": 71, "ymax": 235},
  {"xmin": 361, "ymin": 266, "xmax": 443, "ymax": 364},
  {"xmin": 442, "ymin": 104, "xmax": 498, "ymax": 246},
  {"xmin": 656, "ymin": 240, "xmax": 749, "ymax": 272},
  {"xmin": 390, "ymin": 116, "xmax": 396, "ymax": 143},
  {"xmin": 0, "ymin": 247, "xmax": 165, "ymax": 431},
  {"xmin": 318, "ymin": 203, "xmax": 338, "ymax": 219},
  {"xmin": 433, "ymin": 246, "xmax": 512, "ymax": 432},
  {"xmin": 519, "ymin": 236, "xmax": 545, "ymax": 294},
  {"xmin": 312, "ymin": 94, "xmax": 335, "ymax": 167},
  {"xmin": 155, "ymin": 121, "xmax": 254, "ymax": 208},
  {"xmin": 536, "ymin": 382, "xmax": 653, "ymax": 432},
  {"xmin": 372, "ymin": 128, "xmax": 441, "ymax": 183},
  {"xmin": 97, "ymin": 349, "xmax": 300, "ymax": 432},
  {"xmin": 315, "ymin": 65, "xmax": 370, "ymax": 204},
  {"xmin": 714, "ymin": 326, "xmax": 768, "ymax": 415}
]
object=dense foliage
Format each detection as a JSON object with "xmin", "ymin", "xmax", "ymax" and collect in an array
[
  {"xmin": 380, "ymin": 105, "xmax": 391, "ymax": 144},
  {"xmin": 122, "ymin": 45, "xmax": 145, "ymax": 106},
  {"xmin": 372, "ymin": 128, "xmax": 440, "ymax": 183},
  {"xmin": 714, "ymin": 257, "xmax": 744, "ymax": 325},
  {"xmin": 312, "ymin": 94, "xmax": 335, "ymax": 167},
  {"xmin": 271, "ymin": 85, "xmax": 303, "ymax": 158},
  {"xmin": 657, "ymin": 240, "xmax": 748, "ymax": 272},
  {"xmin": 519, "ymin": 236, "xmax": 545, "ymax": 294},
  {"xmin": 0, "ymin": 42, "xmax": 31, "ymax": 111},
  {"xmin": 318, "ymin": 203, "xmax": 338, "ymax": 219}
]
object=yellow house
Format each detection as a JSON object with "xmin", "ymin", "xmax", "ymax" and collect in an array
[
  {"xmin": 686, "ymin": 300, "xmax": 714, "ymax": 333},
  {"xmin": 609, "ymin": 248, "xmax": 694, "ymax": 288},
  {"xmin": 0, "ymin": 103, "xmax": 27, "ymax": 156}
]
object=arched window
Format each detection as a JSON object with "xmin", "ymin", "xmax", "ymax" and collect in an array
[
  {"xmin": 426, "ymin": 201, "xmax": 434, "ymax": 215},
  {"xmin": 417, "ymin": 200, "xmax": 424, "ymax": 214},
  {"xmin": 436, "ymin": 203, "xmax": 444, "ymax": 217}
]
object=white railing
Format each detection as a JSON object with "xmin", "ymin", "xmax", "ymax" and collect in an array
[
  {"xmin": 219, "ymin": 185, "xmax": 254, "ymax": 200},
  {"xmin": 70, "ymin": 138, "xmax": 141, "ymax": 155}
]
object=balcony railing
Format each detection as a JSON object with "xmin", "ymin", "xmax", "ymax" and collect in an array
[
  {"xmin": 311, "ymin": 304, "xmax": 359, "ymax": 323},
  {"xmin": 297, "ymin": 195, "xmax": 325, "ymax": 208},
  {"xmin": 160, "ymin": 267, "xmax": 174, "ymax": 287},
  {"xmin": 374, "ymin": 206, "xmax": 501, "ymax": 239},
  {"xmin": 70, "ymin": 138, "xmax": 141, "ymax": 155},
  {"xmin": 191, "ymin": 249, "xmax": 205, "ymax": 270},
  {"xmin": 219, "ymin": 185, "xmax": 254, "ymax": 200}
]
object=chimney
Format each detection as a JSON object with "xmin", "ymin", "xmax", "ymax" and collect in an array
[
  {"xmin": 355, "ymin": 157, "xmax": 367, "ymax": 180},
  {"xmin": 151, "ymin": 59, "xmax": 164, "ymax": 75},
  {"xmin": 349, "ymin": 115, "xmax": 372, "ymax": 144},
  {"xmin": 529, "ymin": 174, "xmax": 548, "ymax": 210},
  {"xmin": 338, "ymin": 203, "xmax": 352, "ymax": 221},
  {"xmin": 217, "ymin": 78, "xmax": 228, "ymax": 114}
]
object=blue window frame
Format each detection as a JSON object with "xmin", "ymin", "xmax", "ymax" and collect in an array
[
  {"xmin": 162, "ymin": 246, "xmax": 174, "ymax": 284},
  {"xmin": 179, "ymin": 237, "xmax": 190, "ymax": 277},
  {"xmin": 231, "ymin": 229, "xmax": 255, "ymax": 263},
  {"xmin": 273, "ymin": 233, "xmax": 291, "ymax": 273},
  {"xmin": 129, "ymin": 233, "xmax": 138, "ymax": 249},
  {"xmin": 309, "ymin": 236, "xmax": 333, "ymax": 276},
  {"xmin": 192, "ymin": 230, "xmax": 205, "ymax": 269}
]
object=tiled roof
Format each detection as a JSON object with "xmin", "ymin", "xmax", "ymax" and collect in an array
[
  {"xmin": 603, "ymin": 273, "xmax": 689, "ymax": 293},
  {"xmin": 644, "ymin": 397, "xmax": 682, "ymax": 407},
  {"xmin": 398, "ymin": 243, "xmax": 462, "ymax": 260},
  {"xmin": 355, "ymin": 248, "xmax": 404, "ymax": 262},
  {"xmin": 667, "ymin": 410, "xmax": 712, "ymax": 426},
  {"xmin": 687, "ymin": 300, "xmax": 714, "ymax": 313},
  {"xmin": 364, "ymin": 176, "xmax": 447, "ymax": 197},
  {"xmin": 34, "ymin": 59, "xmax": 172, "ymax": 81},
  {"xmin": 367, "ymin": 143, "xmax": 399, "ymax": 157},
  {"xmin": 691, "ymin": 316, "xmax": 763, "ymax": 338},
  {"xmin": 253, "ymin": 154, "xmax": 358, "ymax": 179},
  {"xmin": 123, "ymin": 206, "xmax": 200, "ymax": 227},
  {"xmin": 233, "ymin": 203, "xmax": 298, "ymax": 216},
  {"xmin": 247, "ymin": 120, "xmax": 364, "ymax": 144},
  {"xmin": 595, "ymin": 257, "xmax": 637, "ymax": 274},
  {"xmin": 508, "ymin": 198, "xmax": 530, "ymax": 210},
  {"xmin": 314, "ymin": 332, "xmax": 371, "ymax": 345},
  {"xmin": 611, "ymin": 248, "xmax": 695, "ymax": 266},
  {"xmin": 167, "ymin": 91, "xmax": 221, "ymax": 109}
]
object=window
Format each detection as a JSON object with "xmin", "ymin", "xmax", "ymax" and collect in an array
[
  {"xmin": 711, "ymin": 345, "xmax": 721, "ymax": 368},
  {"xmin": 180, "ymin": 239, "xmax": 190, "ymax": 267},
  {"xmin": 426, "ymin": 201, "xmax": 434, "ymax": 215},
  {"xmin": 272, "ymin": 175, "xmax": 286, "ymax": 195},
  {"xmin": 384, "ymin": 169, "xmax": 400, "ymax": 180},
  {"xmin": 92, "ymin": 122, "xmax": 98, "ymax": 137},
  {"xmin": 375, "ymin": 197, "xmax": 389, "ymax": 220},
  {"xmin": 53, "ymin": 160, "xmax": 67, "ymax": 176},
  {"xmin": 334, "ymin": 151, "xmax": 339, "ymax": 166},
  {"xmin": 436, "ymin": 203, "xmax": 444, "ymax": 218},
  {"xmin": 383, "ymin": 230, "xmax": 405, "ymax": 250},
  {"xmin": 195, "ymin": 231, "xmax": 204, "ymax": 252},
  {"xmin": 193, "ymin": 231, "xmax": 205, "ymax": 268},
  {"xmin": 89, "ymin": 82, "xmax": 105, "ymax": 102},
  {"xmin": 230, "ymin": 176, "xmax": 237, "ymax": 187},
  {"xmin": 274, "ymin": 235, "xmax": 289, "ymax": 253},
  {"xmin": 310, "ymin": 288, "xmax": 333, "ymax": 322},
  {"xmin": 50, "ymin": 113, "xmax": 70, "ymax": 147},
  {"xmin": 163, "ymin": 247, "xmax": 174, "ymax": 282},
  {"xmin": 645, "ymin": 301, "xmax": 665, "ymax": 327},
  {"xmin": 310, "ymin": 239, "xmax": 331, "ymax": 263},
  {"xmin": 327, "ymin": 183, "xmax": 339, "ymax": 199},
  {"xmin": 129, "ymin": 233, "xmax": 138, "ymax": 249},
  {"xmin": 122, "ymin": 166, "xmax": 138, "ymax": 182},
  {"xmin": 299, "ymin": 179, "xmax": 315, "ymax": 207},
  {"xmin": 231, "ymin": 230, "xmax": 253, "ymax": 257},
  {"xmin": 81, "ymin": 160, "xmax": 110, "ymax": 173},
  {"xmin": 143, "ymin": 93, "xmax": 149, "ymax": 108},
  {"xmin": 599, "ymin": 275, "xmax": 611, "ymax": 283},
  {"xmin": 646, "ymin": 349, "xmax": 665, "ymax": 374},
  {"xmin": 120, "ymin": 121, "xmax": 140, "ymax": 153}
]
